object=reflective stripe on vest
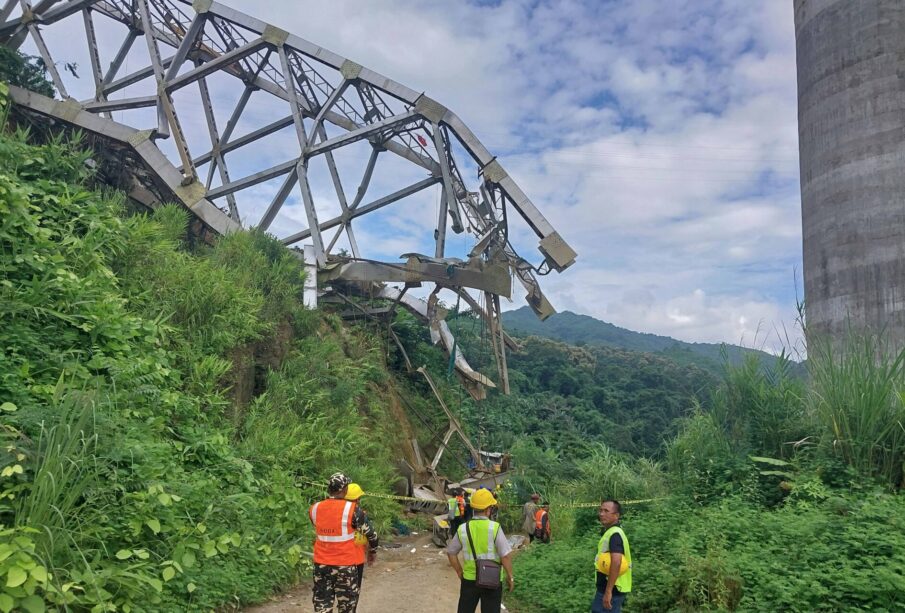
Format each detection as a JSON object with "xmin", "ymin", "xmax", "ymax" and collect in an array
[
  {"xmin": 312, "ymin": 500, "xmax": 355, "ymax": 542},
  {"xmin": 310, "ymin": 498, "xmax": 360, "ymax": 565},
  {"xmin": 458, "ymin": 518, "xmax": 500, "ymax": 581},
  {"xmin": 597, "ymin": 524, "xmax": 632, "ymax": 593}
]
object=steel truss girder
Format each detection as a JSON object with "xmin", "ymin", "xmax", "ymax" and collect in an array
[
  {"xmin": 322, "ymin": 257, "xmax": 512, "ymax": 298},
  {"xmin": 6, "ymin": 85, "xmax": 237, "ymax": 236},
  {"xmin": 3, "ymin": 0, "xmax": 578, "ymax": 397},
  {"xmin": 1, "ymin": 0, "xmax": 575, "ymax": 269}
]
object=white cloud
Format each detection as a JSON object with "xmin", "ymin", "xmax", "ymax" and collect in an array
[{"xmin": 13, "ymin": 0, "xmax": 804, "ymax": 349}]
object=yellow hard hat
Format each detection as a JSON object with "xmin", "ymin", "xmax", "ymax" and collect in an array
[
  {"xmin": 345, "ymin": 483, "xmax": 364, "ymax": 501},
  {"xmin": 470, "ymin": 488, "xmax": 497, "ymax": 510},
  {"xmin": 595, "ymin": 552, "xmax": 629, "ymax": 576}
]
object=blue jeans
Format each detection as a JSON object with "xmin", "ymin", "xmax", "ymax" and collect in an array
[{"xmin": 591, "ymin": 591, "xmax": 625, "ymax": 613}]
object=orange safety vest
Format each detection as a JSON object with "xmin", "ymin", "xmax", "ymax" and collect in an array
[
  {"xmin": 535, "ymin": 509, "xmax": 550, "ymax": 533},
  {"xmin": 456, "ymin": 495, "xmax": 466, "ymax": 516},
  {"xmin": 309, "ymin": 498, "xmax": 364, "ymax": 566}
]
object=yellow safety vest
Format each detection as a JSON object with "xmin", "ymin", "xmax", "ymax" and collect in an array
[
  {"xmin": 457, "ymin": 518, "xmax": 504, "ymax": 581},
  {"xmin": 597, "ymin": 525, "xmax": 632, "ymax": 593}
]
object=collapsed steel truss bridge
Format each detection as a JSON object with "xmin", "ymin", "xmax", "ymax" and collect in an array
[{"xmin": 1, "ymin": 0, "xmax": 576, "ymax": 399}]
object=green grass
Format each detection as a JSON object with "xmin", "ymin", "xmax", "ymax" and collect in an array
[{"xmin": 807, "ymin": 333, "xmax": 905, "ymax": 486}]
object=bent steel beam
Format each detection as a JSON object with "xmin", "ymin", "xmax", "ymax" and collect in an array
[
  {"xmin": 1, "ymin": 0, "xmax": 574, "ymax": 286},
  {"xmin": 6, "ymin": 85, "xmax": 237, "ymax": 236},
  {"xmin": 3, "ymin": 0, "xmax": 577, "ymax": 395}
]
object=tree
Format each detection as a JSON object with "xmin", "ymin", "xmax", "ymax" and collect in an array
[{"xmin": 0, "ymin": 47, "xmax": 55, "ymax": 97}]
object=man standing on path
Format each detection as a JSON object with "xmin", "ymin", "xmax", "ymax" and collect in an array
[
  {"xmin": 446, "ymin": 488, "xmax": 515, "ymax": 613},
  {"xmin": 592, "ymin": 499, "xmax": 632, "ymax": 613},
  {"xmin": 309, "ymin": 473, "xmax": 378, "ymax": 613},
  {"xmin": 522, "ymin": 493, "xmax": 539, "ymax": 539}
]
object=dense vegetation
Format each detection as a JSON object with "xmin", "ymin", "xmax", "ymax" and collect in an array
[
  {"xmin": 387, "ymin": 310, "xmax": 717, "ymax": 462},
  {"xmin": 511, "ymin": 493, "xmax": 905, "ymax": 612},
  {"xmin": 4, "ymin": 62, "xmax": 905, "ymax": 612},
  {"xmin": 0, "ymin": 86, "xmax": 406, "ymax": 611},
  {"xmin": 500, "ymin": 342, "xmax": 905, "ymax": 612},
  {"xmin": 0, "ymin": 48, "xmax": 54, "ymax": 99}
]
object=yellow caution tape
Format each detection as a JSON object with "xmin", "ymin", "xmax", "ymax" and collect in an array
[
  {"xmin": 295, "ymin": 479, "xmax": 661, "ymax": 508},
  {"xmin": 558, "ymin": 498, "xmax": 663, "ymax": 508}
]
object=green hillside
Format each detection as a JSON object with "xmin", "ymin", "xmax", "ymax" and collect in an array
[
  {"xmin": 503, "ymin": 305, "xmax": 786, "ymax": 374},
  {"xmin": 443, "ymin": 325, "xmax": 716, "ymax": 459},
  {"xmin": 3, "ymin": 74, "xmax": 904, "ymax": 613},
  {"xmin": 0, "ymin": 109, "xmax": 417, "ymax": 609}
]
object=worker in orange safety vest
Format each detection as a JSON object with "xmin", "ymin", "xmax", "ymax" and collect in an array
[
  {"xmin": 533, "ymin": 502, "xmax": 551, "ymax": 544},
  {"xmin": 309, "ymin": 472, "xmax": 378, "ymax": 613}
]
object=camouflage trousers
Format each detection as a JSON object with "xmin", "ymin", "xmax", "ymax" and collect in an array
[{"xmin": 312, "ymin": 563, "xmax": 361, "ymax": 613}]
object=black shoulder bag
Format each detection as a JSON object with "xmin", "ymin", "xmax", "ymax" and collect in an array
[{"xmin": 465, "ymin": 520, "xmax": 502, "ymax": 589}]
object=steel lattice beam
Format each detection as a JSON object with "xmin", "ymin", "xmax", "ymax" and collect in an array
[{"xmin": 2, "ymin": 0, "xmax": 578, "ymax": 397}]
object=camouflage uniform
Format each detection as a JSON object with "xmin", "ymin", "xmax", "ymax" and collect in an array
[
  {"xmin": 312, "ymin": 563, "xmax": 361, "ymax": 613},
  {"xmin": 311, "ymin": 474, "xmax": 379, "ymax": 613}
]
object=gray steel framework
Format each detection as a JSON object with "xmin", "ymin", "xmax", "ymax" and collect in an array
[{"xmin": 1, "ymin": 0, "xmax": 577, "ymax": 395}]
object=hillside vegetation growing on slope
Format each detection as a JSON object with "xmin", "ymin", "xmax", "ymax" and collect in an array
[
  {"xmin": 498, "ymin": 336, "xmax": 905, "ymax": 612},
  {"xmin": 0, "ymin": 88, "xmax": 406, "ymax": 610}
]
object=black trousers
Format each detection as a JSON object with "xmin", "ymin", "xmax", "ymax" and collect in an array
[{"xmin": 457, "ymin": 578, "xmax": 502, "ymax": 613}]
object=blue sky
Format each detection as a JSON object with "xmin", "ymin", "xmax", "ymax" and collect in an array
[{"xmin": 21, "ymin": 0, "xmax": 803, "ymax": 351}]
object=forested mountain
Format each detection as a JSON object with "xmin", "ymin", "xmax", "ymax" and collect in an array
[
  {"xmin": 404, "ymin": 313, "xmax": 718, "ymax": 460},
  {"xmin": 502, "ymin": 305, "xmax": 781, "ymax": 374},
  {"xmin": 484, "ymin": 338, "xmax": 714, "ymax": 458}
]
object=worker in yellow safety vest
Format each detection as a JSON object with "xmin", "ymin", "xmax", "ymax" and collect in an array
[
  {"xmin": 447, "ymin": 488, "xmax": 465, "ymax": 535},
  {"xmin": 445, "ymin": 488, "xmax": 515, "ymax": 613},
  {"xmin": 592, "ymin": 499, "xmax": 632, "ymax": 613}
]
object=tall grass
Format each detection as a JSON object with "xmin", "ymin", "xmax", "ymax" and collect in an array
[
  {"xmin": 666, "ymin": 405, "xmax": 741, "ymax": 501},
  {"xmin": 711, "ymin": 352, "xmax": 805, "ymax": 458},
  {"xmin": 807, "ymin": 332, "xmax": 905, "ymax": 486},
  {"xmin": 13, "ymin": 392, "xmax": 98, "ymax": 569}
]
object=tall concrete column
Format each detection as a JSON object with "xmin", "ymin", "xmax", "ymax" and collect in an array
[{"xmin": 795, "ymin": 0, "xmax": 905, "ymax": 349}]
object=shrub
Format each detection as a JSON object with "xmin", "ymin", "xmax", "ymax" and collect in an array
[
  {"xmin": 0, "ymin": 125, "xmax": 406, "ymax": 611},
  {"xmin": 666, "ymin": 409, "xmax": 746, "ymax": 502},
  {"xmin": 711, "ymin": 352, "xmax": 806, "ymax": 458},
  {"xmin": 807, "ymin": 333, "xmax": 905, "ymax": 487},
  {"xmin": 0, "ymin": 47, "xmax": 54, "ymax": 97}
]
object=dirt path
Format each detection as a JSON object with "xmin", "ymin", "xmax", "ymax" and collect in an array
[{"xmin": 245, "ymin": 532, "xmax": 474, "ymax": 612}]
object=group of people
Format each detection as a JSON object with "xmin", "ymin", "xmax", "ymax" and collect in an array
[{"xmin": 309, "ymin": 473, "xmax": 632, "ymax": 613}]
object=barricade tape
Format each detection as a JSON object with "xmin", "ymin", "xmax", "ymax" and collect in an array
[{"xmin": 295, "ymin": 479, "xmax": 662, "ymax": 508}]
